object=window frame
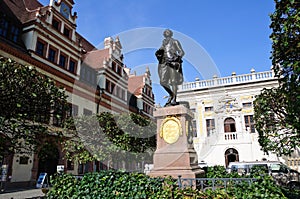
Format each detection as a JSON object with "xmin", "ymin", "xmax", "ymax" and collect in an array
[
  {"xmin": 48, "ymin": 46, "xmax": 58, "ymax": 63},
  {"xmin": 59, "ymin": 53, "xmax": 68, "ymax": 68},
  {"xmin": 52, "ymin": 17, "xmax": 61, "ymax": 31},
  {"xmin": 244, "ymin": 115, "xmax": 255, "ymax": 133},
  {"xmin": 36, "ymin": 39, "xmax": 47, "ymax": 57}
]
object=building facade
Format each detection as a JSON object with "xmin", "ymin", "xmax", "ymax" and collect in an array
[
  {"xmin": 177, "ymin": 70, "xmax": 280, "ymax": 167},
  {"xmin": 0, "ymin": 0, "xmax": 155, "ymax": 188}
]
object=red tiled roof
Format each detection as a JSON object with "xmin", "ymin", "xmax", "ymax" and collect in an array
[
  {"xmin": 82, "ymin": 48, "xmax": 109, "ymax": 70},
  {"xmin": 128, "ymin": 75, "xmax": 144, "ymax": 95},
  {"xmin": 3, "ymin": 0, "xmax": 46, "ymax": 24},
  {"xmin": 24, "ymin": 0, "xmax": 43, "ymax": 10}
]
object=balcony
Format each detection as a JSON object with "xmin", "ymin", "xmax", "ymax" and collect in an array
[{"xmin": 224, "ymin": 132, "xmax": 238, "ymax": 140}]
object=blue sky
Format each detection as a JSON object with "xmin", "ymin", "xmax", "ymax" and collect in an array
[{"xmin": 39, "ymin": 0, "xmax": 275, "ymax": 104}]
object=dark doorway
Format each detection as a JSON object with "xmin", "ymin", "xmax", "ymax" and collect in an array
[
  {"xmin": 38, "ymin": 142, "xmax": 59, "ymax": 179},
  {"xmin": 225, "ymin": 148, "xmax": 239, "ymax": 167}
]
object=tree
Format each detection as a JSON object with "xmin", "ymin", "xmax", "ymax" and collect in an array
[
  {"xmin": 254, "ymin": 0, "xmax": 300, "ymax": 155},
  {"xmin": 63, "ymin": 112, "xmax": 156, "ymax": 168},
  {"xmin": 0, "ymin": 57, "xmax": 69, "ymax": 155}
]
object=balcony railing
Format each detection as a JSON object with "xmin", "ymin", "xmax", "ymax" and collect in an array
[
  {"xmin": 179, "ymin": 71, "xmax": 275, "ymax": 91},
  {"xmin": 224, "ymin": 132, "xmax": 238, "ymax": 140}
]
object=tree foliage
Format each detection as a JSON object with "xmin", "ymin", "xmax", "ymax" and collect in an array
[
  {"xmin": 0, "ymin": 57, "xmax": 68, "ymax": 155},
  {"xmin": 254, "ymin": 0, "xmax": 300, "ymax": 155},
  {"xmin": 63, "ymin": 112, "xmax": 156, "ymax": 166}
]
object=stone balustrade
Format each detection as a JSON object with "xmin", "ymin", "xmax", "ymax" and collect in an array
[
  {"xmin": 179, "ymin": 71, "xmax": 275, "ymax": 91},
  {"xmin": 224, "ymin": 132, "xmax": 238, "ymax": 140}
]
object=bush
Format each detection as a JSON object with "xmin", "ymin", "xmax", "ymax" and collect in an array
[
  {"xmin": 47, "ymin": 170, "xmax": 176, "ymax": 199},
  {"xmin": 47, "ymin": 167, "xmax": 291, "ymax": 199}
]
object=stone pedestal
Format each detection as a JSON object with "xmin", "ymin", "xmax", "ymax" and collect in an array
[{"xmin": 148, "ymin": 105, "xmax": 204, "ymax": 179}]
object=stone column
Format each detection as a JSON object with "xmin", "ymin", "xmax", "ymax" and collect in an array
[{"xmin": 148, "ymin": 105, "xmax": 204, "ymax": 178}]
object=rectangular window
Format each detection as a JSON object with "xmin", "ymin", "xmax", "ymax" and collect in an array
[
  {"xmin": 111, "ymin": 83, "xmax": 116, "ymax": 95},
  {"xmin": 112, "ymin": 62, "xmax": 116, "ymax": 72},
  {"xmin": 66, "ymin": 103, "xmax": 78, "ymax": 117},
  {"xmin": 205, "ymin": 106, "xmax": 214, "ymax": 112},
  {"xmin": 105, "ymin": 79, "xmax": 111, "ymax": 93},
  {"xmin": 0, "ymin": 18, "xmax": 8, "ymax": 37},
  {"xmin": 242, "ymin": 102, "xmax": 253, "ymax": 108},
  {"xmin": 63, "ymin": 26, "xmax": 70, "ymax": 38},
  {"xmin": 117, "ymin": 66, "xmax": 122, "ymax": 76},
  {"xmin": 78, "ymin": 164, "xmax": 84, "ymax": 174},
  {"xmin": 9, "ymin": 25, "xmax": 19, "ymax": 42},
  {"xmin": 83, "ymin": 108, "xmax": 92, "ymax": 116},
  {"xmin": 192, "ymin": 120, "xmax": 197, "ymax": 137},
  {"xmin": 206, "ymin": 119, "xmax": 215, "ymax": 136},
  {"xmin": 121, "ymin": 89, "xmax": 125, "ymax": 100},
  {"xmin": 117, "ymin": 86, "xmax": 121, "ymax": 98},
  {"xmin": 67, "ymin": 160, "xmax": 74, "ymax": 170},
  {"xmin": 48, "ymin": 48, "xmax": 57, "ymax": 63},
  {"xmin": 244, "ymin": 115, "xmax": 255, "ymax": 133},
  {"xmin": 72, "ymin": 105, "xmax": 78, "ymax": 116},
  {"xmin": 69, "ymin": 60, "xmax": 76, "ymax": 73},
  {"xmin": 59, "ymin": 54, "xmax": 67, "ymax": 68},
  {"xmin": 52, "ymin": 18, "xmax": 60, "ymax": 31},
  {"xmin": 36, "ymin": 40, "xmax": 45, "ymax": 57}
]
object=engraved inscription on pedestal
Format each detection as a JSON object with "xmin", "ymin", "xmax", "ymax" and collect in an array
[{"xmin": 160, "ymin": 116, "xmax": 182, "ymax": 144}]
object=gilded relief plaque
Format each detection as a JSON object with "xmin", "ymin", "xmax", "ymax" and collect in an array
[{"xmin": 160, "ymin": 116, "xmax": 182, "ymax": 144}]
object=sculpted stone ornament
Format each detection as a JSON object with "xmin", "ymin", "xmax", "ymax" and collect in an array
[{"xmin": 155, "ymin": 29, "xmax": 185, "ymax": 107}]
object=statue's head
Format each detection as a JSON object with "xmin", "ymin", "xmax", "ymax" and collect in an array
[{"xmin": 163, "ymin": 29, "xmax": 173, "ymax": 38}]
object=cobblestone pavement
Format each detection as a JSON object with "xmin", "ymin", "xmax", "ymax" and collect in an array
[{"xmin": 0, "ymin": 189, "xmax": 45, "ymax": 199}]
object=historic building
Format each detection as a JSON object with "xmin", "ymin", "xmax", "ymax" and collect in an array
[
  {"xmin": 177, "ymin": 70, "xmax": 280, "ymax": 167},
  {"xmin": 0, "ymin": 0, "xmax": 154, "ymax": 188}
]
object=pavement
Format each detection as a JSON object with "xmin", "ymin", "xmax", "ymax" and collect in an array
[{"xmin": 0, "ymin": 189, "xmax": 45, "ymax": 199}]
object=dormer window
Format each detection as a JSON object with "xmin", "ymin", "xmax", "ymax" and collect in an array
[
  {"xmin": 117, "ymin": 65, "xmax": 122, "ymax": 76},
  {"xmin": 63, "ymin": 26, "xmax": 70, "ymax": 38},
  {"xmin": 112, "ymin": 61, "xmax": 116, "ymax": 72},
  {"xmin": 52, "ymin": 18, "xmax": 60, "ymax": 31}
]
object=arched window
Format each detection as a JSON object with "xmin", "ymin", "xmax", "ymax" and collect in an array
[
  {"xmin": 225, "ymin": 148, "xmax": 239, "ymax": 167},
  {"xmin": 224, "ymin": 117, "xmax": 236, "ymax": 132}
]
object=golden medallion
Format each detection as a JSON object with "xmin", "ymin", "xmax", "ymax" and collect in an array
[{"xmin": 160, "ymin": 116, "xmax": 182, "ymax": 144}]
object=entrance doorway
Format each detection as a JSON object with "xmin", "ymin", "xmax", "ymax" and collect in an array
[
  {"xmin": 225, "ymin": 148, "xmax": 239, "ymax": 167},
  {"xmin": 38, "ymin": 142, "xmax": 59, "ymax": 179}
]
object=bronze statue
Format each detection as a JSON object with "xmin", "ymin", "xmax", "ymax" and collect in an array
[{"xmin": 155, "ymin": 29, "xmax": 185, "ymax": 106}]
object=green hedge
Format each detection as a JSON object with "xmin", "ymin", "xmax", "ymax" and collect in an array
[
  {"xmin": 46, "ymin": 167, "xmax": 291, "ymax": 199},
  {"xmin": 47, "ymin": 170, "xmax": 175, "ymax": 199}
]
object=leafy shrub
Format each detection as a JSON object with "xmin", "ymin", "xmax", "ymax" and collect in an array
[
  {"xmin": 47, "ymin": 167, "xmax": 290, "ymax": 199},
  {"xmin": 47, "ymin": 170, "xmax": 175, "ymax": 199}
]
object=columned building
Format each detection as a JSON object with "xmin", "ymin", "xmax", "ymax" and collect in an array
[{"xmin": 177, "ymin": 70, "xmax": 280, "ymax": 167}]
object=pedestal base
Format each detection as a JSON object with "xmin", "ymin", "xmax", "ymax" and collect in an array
[{"xmin": 148, "ymin": 105, "xmax": 204, "ymax": 179}]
